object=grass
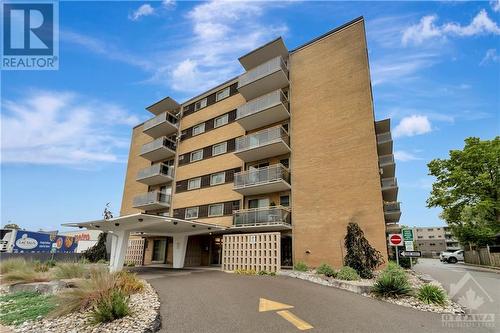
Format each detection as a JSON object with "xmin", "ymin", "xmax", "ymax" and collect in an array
[
  {"xmin": 0, "ymin": 258, "xmax": 28, "ymax": 274},
  {"xmin": 417, "ymin": 284, "xmax": 447, "ymax": 305},
  {"xmin": 90, "ymin": 290, "xmax": 130, "ymax": 324},
  {"xmin": 0, "ymin": 292, "xmax": 56, "ymax": 326},
  {"xmin": 336, "ymin": 266, "xmax": 361, "ymax": 281},
  {"xmin": 316, "ymin": 263, "xmax": 336, "ymax": 277},
  {"xmin": 372, "ymin": 264, "xmax": 412, "ymax": 297},
  {"xmin": 293, "ymin": 261, "xmax": 308, "ymax": 272},
  {"xmin": 52, "ymin": 263, "xmax": 87, "ymax": 279},
  {"xmin": 115, "ymin": 271, "xmax": 144, "ymax": 294},
  {"xmin": 2, "ymin": 266, "xmax": 50, "ymax": 284}
]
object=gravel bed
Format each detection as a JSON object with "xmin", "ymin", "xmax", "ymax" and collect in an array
[{"xmin": 9, "ymin": 280, "xmax": 161, "ymax": 333}]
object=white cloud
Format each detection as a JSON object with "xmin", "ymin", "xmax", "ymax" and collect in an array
[
  {"xmin": 480, "ymin": 48, "xmax": 500, "ymax": 65},
  {"xmin": 394, "ymin": 150, "xmax": 422, "ymax": 162},
  {"xmin": 492, "ymin": 0, "xmax": 500, "ymax": 12},
  {"xmin": 0, "ymin": 90, "xmax": 139, "ymax": 165},
  {"xmin": 162, "ymin": 0, "xmax": 175, "ymax": 8},
  {"xmin": 371, "ymin": 52, "xmax": 438, "ymax": 86},
  {"xmin": 393, "ymin": 115, "xmax": 432, "ymax": 138},
  {"xmin": 402, "ymin": 10, "xmax": 500, "ymax": 45},
  {"xmin": 129, "ymin": 4, "xmax": 155, "ymax": 21}
]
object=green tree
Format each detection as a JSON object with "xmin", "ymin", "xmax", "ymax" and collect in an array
[
  {"xmin": 427, "ymin": 137, "xmax": 500, "ymax": 246},
  {"xmin": 344, "ymin": 222, "xmax": 384, "ymax": 278},
  {"xmin": 3, "ymin": 223, "xmax": 20, "ymax": 230}
]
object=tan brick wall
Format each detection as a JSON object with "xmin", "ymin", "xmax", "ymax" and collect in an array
[
  {"xmin": 120, "ymin": 125, "xmax": 152, "ymax": 216},
  {"xmin": 173, "ymin": 183, "xmax": 241, "ymax": 208},
  {"xmin": 290, "ymin": 19, "xmax": 388, "ymax": 268}
]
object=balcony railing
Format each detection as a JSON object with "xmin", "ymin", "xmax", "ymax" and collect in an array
[
  {"xmin": 133, "ymin": 191, "xmax": 171, "ymax": 208},
  {"xmin": 377, "ymin": 132, "xmax": 392, "ymax": 144},
  {"xmin": 233, "ymin": 206, "xmax": 291, "ymax": 227},
  {"xmin": 234, "ymin": 164, "xmax": 290, "ymax": 188},
  {"xmin": 143, "ymin": 112, "xmax": 178, "ymax": 132},
  {"xmin": 384, "ymin": 202, "xmax": 400, "ymax": 212},
  {"xmin": 237, "ymin": 89, "xmax": 288, "ymax": 119},
  {"xmin": 141, "ymin": 137, "xmax": 176, "ymax": 155},
  {"xmin": 381, "ymin": 178, "xmax": 397, "ymax": 189},
  {"xmin": 379, "ymin": 154, "xmax": 394, "ymax": 166},
  {"xmin": 238, "ymin": 56, "xmax": 288, "ymax": 88},
  {"xmin": 236, "ymin": 126, "xmax": 289, "ymax": 152},
  {"xmin": 136, "ymin": 163, "xmax": 173, "ymax": 181}
]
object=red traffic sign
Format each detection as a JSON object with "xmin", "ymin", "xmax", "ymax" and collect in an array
[{"xmin": 389, "ymin": 234, "xmax": 403, "ymax": 246}]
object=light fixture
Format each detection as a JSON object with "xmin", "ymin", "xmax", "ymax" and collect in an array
[
  {"xmin": 305, "ymin": 250, "xmax": 311, "ymax": 254},
  {"xmin": 78, "ymin": 226, "xmax": 83, "ymax": 229},
  {"xmin": 138, "ymin": 218, "xmax": 143, "ymax": 222},
  {"xmin": 192, "ymin": 225, "xmax": 196, "ymax": 228},
  {"xmin": 95, "ymin": 225, "xmax": 100, "ymax": 228},
  {"xmin": 173, "ymin": 221, "xmax": 178, "ymax": 225},
  {"xmin": 115, "ymin": 223, "xmax": 120, "ymax": 227},
  {"xmin": 208, "ymin": 227, "xmax": 211, "ymax": 230}
]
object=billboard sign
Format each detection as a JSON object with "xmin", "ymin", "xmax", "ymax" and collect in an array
[{"xmin": 12, "ymin": 231, "xmax": 77, "ymax": 253}]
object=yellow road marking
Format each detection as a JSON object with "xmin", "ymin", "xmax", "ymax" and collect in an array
[
  {"xmin": 277, "ymin": 310, "xmax": 314, "ymax": 330},
  {"xmin": 259, "ymin": 298, "xmax": 294, "ymax": 312}
]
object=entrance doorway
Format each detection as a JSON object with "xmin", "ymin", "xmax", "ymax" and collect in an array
[
  {"xmin": 210, "ymin": 236, "xmax": 223, "ymax": 265},
  {"xmin": 281, "ymin": 235, "xmax": 293, "ymax": 267},
  {"xmin": 152, "ymin": 239, "xmax": 167, "ymax": 263}
]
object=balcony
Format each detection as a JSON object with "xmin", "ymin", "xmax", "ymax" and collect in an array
[
  {"xmin": 238, "ymin": 56, "xmax": 289, "ymax": 101},
  {"xmin": 140, "ymin": 137, "xmax": 176, "ymax": 162},
  {"xmin": 233, "ymin": 206, "xmax": 291, "ymax": 228},
  {"xmin": 234, "ymin": 164, "xmax": 291, "ymax": 196},
  {"xmin": 133, "ymin": 191, "xmax": 171, "ymax": 211},
  {"xmin": 136, "ymin": 163, "xmax": 174, "ymax": 186},
  {"xmin": 379, "ymin": 154, "xmax": 395, "ymax": 178},
  {"xmin": 143, "ymin": 112, "xmax": 178, "ymax": 138},
  {"xmin": 235, "ymin": 126, "xmax": 291, "ymax": 162},
  {"xmin": 236, "ymin": 89, "xmax": 290, "ymax": 131},
  {"xmin": 377, "ymin": 132, "xmax": 393, "ymax": 156},
  {"xmin": 384, "ymin": 202, "xmax": 401, "ymax": 223},
  {"xmin": 381, "ymin": 177, "xmax": 398, "ymax": 202}
]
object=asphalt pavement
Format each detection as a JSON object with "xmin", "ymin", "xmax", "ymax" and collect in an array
[{"xmin": 137, "ymin": 266, "xmax": 497, "ymax": 333}]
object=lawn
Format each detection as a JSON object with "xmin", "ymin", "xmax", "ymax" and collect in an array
[{"xmin": 0, "ymin": 291, "xmax": 56, "ymax": 326}]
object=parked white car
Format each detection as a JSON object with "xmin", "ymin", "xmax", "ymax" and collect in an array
[{"xmin": 440, "ymin": 250, "xmax": 464, "ymax": 263}]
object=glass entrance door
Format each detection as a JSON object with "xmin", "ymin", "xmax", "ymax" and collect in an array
[{"xmin": 152, "ymin": 239, "xmax": 167, "ymax": 263}]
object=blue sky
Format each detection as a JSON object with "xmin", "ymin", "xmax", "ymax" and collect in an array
[{"xmin": 1, "ymin": 1, "xmax": 499, "ymax": 231}]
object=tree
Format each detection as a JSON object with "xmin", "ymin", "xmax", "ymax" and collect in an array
[
  {"xmin": 344, "ymin": 222, "xmax": 384, "ymax": 278},
  {"xmin": 103, "ymin": 202, "xmax": 113, "ymax": 220},
  {"xmin": 3, "ymin": 223, "xmax": 20, "ymax": 229},
  {"xmin": 83, "ymin": 203, "xmax": 112, "ymax": 262},
  {"xmin": 427, "ymin": 137, "xmax": 500, "ymax": 246}
]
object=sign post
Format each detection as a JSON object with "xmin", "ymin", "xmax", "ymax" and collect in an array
[
  {"xmin": 389, "ymin": 234, "xmax": 403, "ymax": 266},
  {"xmin": 402, "ymin": 229, "xmax": 415, "ymax": 268}
]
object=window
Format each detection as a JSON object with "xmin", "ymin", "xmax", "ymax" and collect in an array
[
  {"xmin": 214, "ymin": 114, "xmax": 229, "ymax": 128},
  {"xmin": 195, "ymin": 98, "xmax": 207, "ymax": 111},
  {"xmin": 188, "ymin": 177, "xmax": 201, "ymax": 190},
  {"xmin": 216, "ymin": 87, "xmax": 230, "ymax": 101},
  {"xmin": 212, "ymin": 142, "xmax": 227, "ymax": 156},
  {"xmin": 427, "ymin": 228, "xmax": 434, "ymax": 231},
  {"xmin": 192, "ymin": 123, "xmax": 205, "ymax": 136},
  {"xmin": 429, "ymin": 236, "xmax": 435, "ymax": 239},
  {"xmin": 249, "ymin": 198, "xmax": 270, "ymax": 209},
  {"xmin": 210, "ymin": 172, "xmax": 225, "ymax": 185},
  {"xmin": 280, "ymin": 195, "xmax": 290, "ymax": 207},
  {"xmin": 190, "ymin": 149, "xmax": 203, "ymax": 162},
  {"xmin": 185, "ymin": 207, "xmax": 199, "ymax": 219},
  {"xmin": 417, "ymin": 236, "xmax": 423, "ymax": 239},
  {"xmin": 208, "ymin": 204, "xmax": 224, "ymax": 217}
]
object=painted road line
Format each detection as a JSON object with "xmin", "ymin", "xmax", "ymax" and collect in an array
[
  {"xmin": 277, "ymin": 310, "xmax": 314, "ymax": 331},
  {"xmin": 259, "ymin": 298, "xmax": 294, "ymax": 312}
]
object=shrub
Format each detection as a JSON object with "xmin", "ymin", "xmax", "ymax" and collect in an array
[
  {"xmin": 0, "ymin": 258, "xmax": 28, "ymax": 274},
  {"xmin": 336, "ymin": 266, "xmax": 361, "ymax": 281},
  {"xmin": 234, "ymin": 269, "xmax": 256, "ymax": 275},
  {"xmin": 33, "ymin": 261, "xmax": 50, "ymax": 273},
  {"xmin": 52, "ymin": 263, "xmax": 87, "ymax": 279},
  {"xmin": 417, "ymin": 284, "xmax": 447, "ymax": 305},
  {"xmin": 83, "ymin": 233, "xmax": 108, "ymax": 263},
  {"xmin": 294, "ymin": 261, "xmax": 308, "ymax": 272},
  {"xmin": 316, "ymin": 263, "xmax": 336, "ymax": 277},
  {"xmin": 258, "ymin": 270, "xmax": 268, "ymax": 275},
  {"xmin": 45, "ymin": 259, "xmax": 57, "ymax": 268},
  {"xmin": 344, "ymin": 222, "xmax": 384, "ymax": 278},
  {"xmin": 91, "ymin": 289, "xmax": 129, "ymax": 323},
  {"xmin": 115, "ymin": 271, "xmax": 144, "ymax": 294},
  {"xmin": 372, "ymin": 266, "xmax": 412, "ymax": 297}
]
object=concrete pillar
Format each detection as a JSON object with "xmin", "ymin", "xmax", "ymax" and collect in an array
[
  {"xmin": 172, "ymin": 234, "xmax": 189, "ymax": 268},
  {"xmin": 109, "ymin": 230, "xmax": 130, "ymax": 272}
]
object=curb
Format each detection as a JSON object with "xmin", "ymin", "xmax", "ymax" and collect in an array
[{"xmin": 458, "ymin": 262, "xmax": 500, "ymax": 273}]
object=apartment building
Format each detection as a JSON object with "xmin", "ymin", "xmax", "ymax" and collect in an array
[
  {"xmin": 414, "ymin": 226, "xmax": 461, "ymax": 257},
  {"xmin": 100, "ymin": 17, "xmax": 401, "ymax": 272}
]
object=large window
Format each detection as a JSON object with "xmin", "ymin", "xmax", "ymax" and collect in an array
[
  {"xmin": 210, "ymin": 172, "xmax": 226, "ymax": 186},
  {"xmin": 194, "ymin": 98, "xmax": 207, "ymax": 111},
  {"xmin": 190, "ymin": 149, "xmax": 203, "ymax": 162},
  {"xmin": 208, "ymin": 204, "xmax": 224, "ymax": 217},
  {"xmin": 216, "ymin": 87, "xmax": 230, "ymax": 101},
  {"xmin": 212, "ymin": 142, "xmax": 227, "ymax": 156},
  {"xmin": 185, "ymin": 207, "xmax": 199, "ymax": 219},
  {"xmin": 192, "ymin": 123, "xmax": 205, "ymax": 136},
  {"xmin": 188, "ymin": 177, "xmax": 201, "ymax": 190},
  {"xmin": 214, "ymin": 114, "xmax": 229, "ymax": 128},
  {"xmin": 280, "ymin": 195, "xmax": 290, "ymax": 207}
]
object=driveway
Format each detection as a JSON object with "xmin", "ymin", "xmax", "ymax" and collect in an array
[
  {"xmin": 413, "ymin": 258, "xmax": 500, "ymax": 327},
  {"xmin": 137, "ymin": 267, "xmax": 496, "ymax": 333}
]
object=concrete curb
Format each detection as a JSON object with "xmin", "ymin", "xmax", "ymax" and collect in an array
[
  {"xmin": 458, "ymin": 262, "xmax": 500, "ymax": 273},
  {"xmin": 279, "ymin": 271, "xmax": 373, "ymax": 294}
]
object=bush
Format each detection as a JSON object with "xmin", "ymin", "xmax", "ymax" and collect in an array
[
  {"xmin": 115, "ymin": 271, "xmax": 144, "ymax": 294},
  {"xmin": 417, "ymin": 284, "xmax": 447, "ymax": 305},
  {"xmin": 294, "ymin": 261, "xmax": 308, "ymax": 272},
  {"xmin": 0, "ymin": 258, "xmax": 28, "ymax": 274},
  {"xmin": 33, "ymin": 261, "xmax": 50, "ymax": 273},
  {"xmin": 344, "ymin": 222, "xmax": 384, "ymax": 278},
  {"xmin": 91, "ymin": 289, "xmax": 129, "ymax": 323},
  {"xmin": 52, "ymin": 263, "xmax": 87, "ymax": 279},
  {"xmin": 316, "ymin": 263, "xmax": 336, "ymax": 277},
  {"xmin": 336, "ymin": 266, "xmax": 360, "ymax": 281},
  {"xmin": 372, "ymin": 266, "xmax": 412, "ymax": 297},
  {"xmin": 234, "ymin": 269, "xmax": 256, "ymax": 275},
  {"xmin": 83, "ymin": 233, "xmax": 108, "ymax": 263},
  {"xmin": 45, "ymin": 259, "xmax": 57, "ymax": 268}
]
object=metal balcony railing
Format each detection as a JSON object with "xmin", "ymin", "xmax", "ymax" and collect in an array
[
  {"xmin": 141, "ymin": 137, "xmax": 176, "ymax": 155},
  {"xmin": 236, "ymin": 126, "xmax": 289, "ymax": 152},
  {"xmin": 238, "ymin": 56, "xmax": 288, "ymax": 88},
  {"xmin": 381, "ymin": 177, "xmax": 398, "ymax": 189},
  {"xmin": 234, "ymin": 164, "xmax": 290, "ymax": 189},
  {"xmin": 143, "ymin": 112, "xmax": 178, "ymax": 132},
  {"xmin": 384, "ymin": 202, "xmax": 401, "ymax": 212},
  {"xmin": 136, "ymin": 163, "xmax": 173, "ymax": 181},
  {"xmin": 379, "ymin": 154, "xmax": 394, "ymax": 165},
  {"xmin": 233, "ymin": 206, "xmax": 291, "ymax": 227},
  {"xmin": 133, "ymin": 191, "xmax": 171, "ymax": 208},
  {"xmin": 377, "ymin": 132, "xmax": 392, "ymax": 144},
  {"xmin": 237, "ymin": 89, "xmax": 288, "ymax": 120}
]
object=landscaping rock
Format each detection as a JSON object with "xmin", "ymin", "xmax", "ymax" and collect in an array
[{"xmin": 8, "ymin": 281, "xmax": 65, "ymax": 295}]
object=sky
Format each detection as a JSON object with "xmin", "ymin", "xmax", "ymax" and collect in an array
[{"xmin": 1, "ymin": 1, "xmax": 499, "ymax": 232}]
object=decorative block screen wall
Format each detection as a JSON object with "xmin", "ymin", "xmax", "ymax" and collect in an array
[
  {"xmin": 125, "ymin": 238, "xmax": 145, "ymax": 266},
  {"xmin": 222, "ymin": 232, "xmax": 281, "ymax": 272}
]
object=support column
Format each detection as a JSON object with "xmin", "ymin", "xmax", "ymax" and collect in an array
[
  {"xmin": 109, "ymin": 230, "xmax": 130, "ymax": 272},
  {"xmin": 172, "ymin": 234, "xmax": 188, "ymax": 269}
]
